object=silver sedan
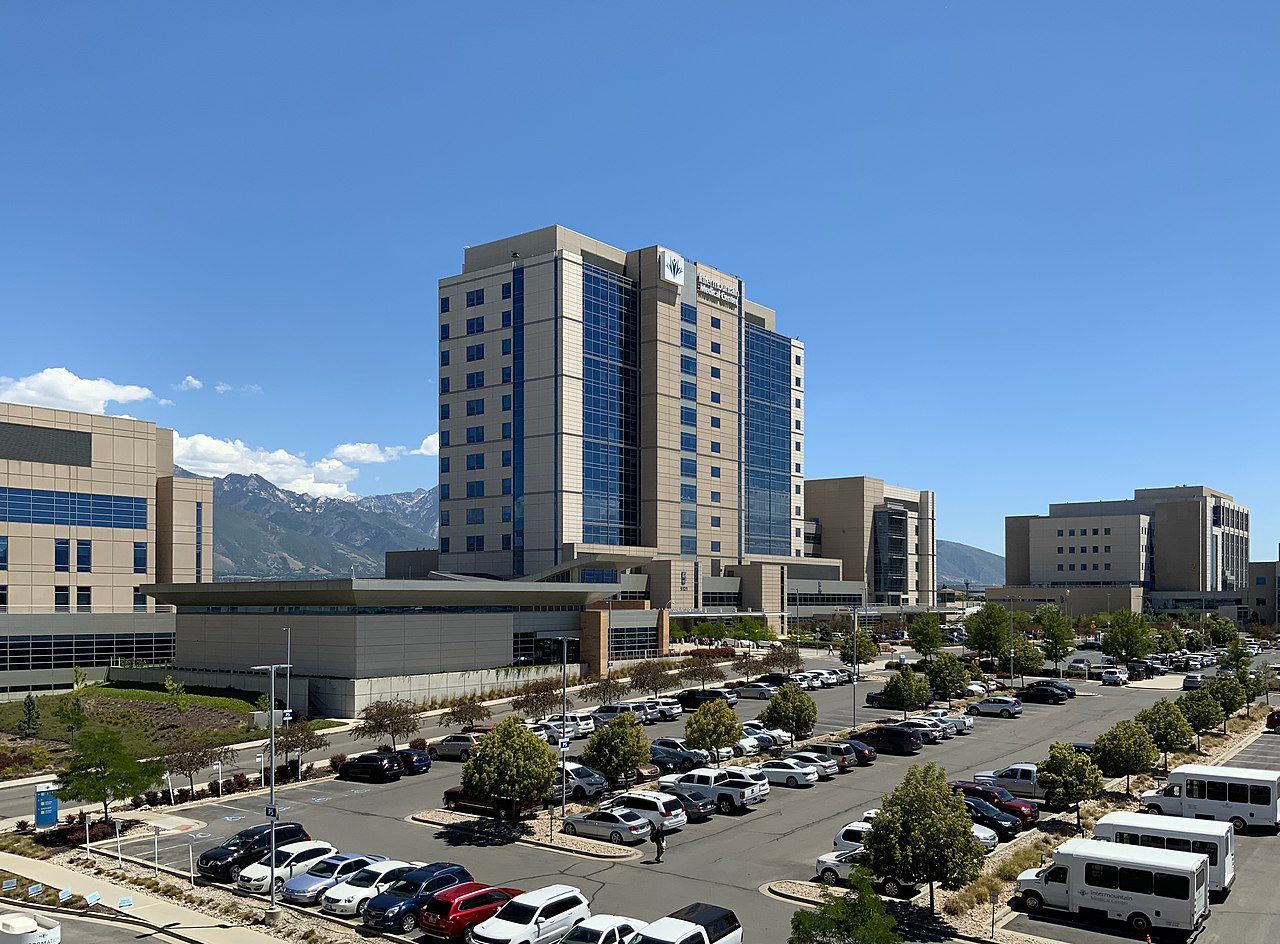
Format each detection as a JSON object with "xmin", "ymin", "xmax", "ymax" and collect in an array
[{"xmin": 561, "ymin": 808, "xmax": 652, "ymax": 845}]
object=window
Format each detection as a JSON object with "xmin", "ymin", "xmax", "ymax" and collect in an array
[
  {"xmin": 440, "ymin": 377, "xmax": 450, "ymax": 394},
  {"xmin": 502, "ymin": 477, "xmax": 512, "ymax": 495},
  {"xmin": 1058, "ymin": 547, "xmax": 1064, "ymax": 554},
  {"xmin": 680, "ymin": 484, "xmax": 697, "ymax": 503},
  {"xmin": 502, "ymin": 281, "xmax": 511, "ymax": 300},
  {"xmin": 711, "ymin": 441, "xmax": 721, "ymax": 453},
  {"xmin": 1085, "ymin": 863, "xmax": 1118, "ymax": 888},
  {"xmin": 681, "ymin": 432, "xmax": 696, "ymax": 452},
  {"xmin": 133, "ymin": 542, "xmax": 147, "ymax": 574},
  {"xmin": 711, "ymin": 541, "xmax": 721, "ymax": 552},
  {"xmin": 1118, "ymin": 868, "xmax": 1153, "ymax": 895},
  {"xmin": 1104, "ymin": 563, "xmax": 1111, "ymax": 571},
  {"xmin": 795, "ymin": 354, "xmax": 802, "ymax": 365},
  {"xmin": 74, "ymin": 585, "xmax": 91, "ymax": 611},
  {"xmin": 794, "ymin": 376, "xmax": 801, "ymax": 387},
  {"xmin": 440, "ymin": 537, "xmax": 450, "ymax": 553},
  {"xmin": 1105, "ymin": 527, "xmax": 1111, "ymax": 535},
  {"xmin": 54, "ymin": 586, "xmax": 69, "ymax": 612},
  {"xmin": 680, "ymin": 304, "xmax": 697, "ymax": 325},
  {"xmin": 680, "ymin": 535, "xmax": 697, "ymax": 555},
  {"xmin": 501, "ymin": 421, "xmax": 512, "ymax": 438},
  {"xmin": 0, "ymin": 535, "xmax": 6, "ymax": 570},
  {"xmin": 466, "ymin": 398, "xmax": 484, "ymax": 416},
  {"xmin": 1069, "ymin": 564, "xmax": 1076, "ymax": 571},
  {"xmin": 502, "ymin": 534, "xmax": 512, "ymax": 550},
  {"xmin": 1250, "ymin": 784, "xmax": 1272, "ymax": 806},
  {"xmin": 710, "ymin": 366, "xmax": 721, "ymax": 378},
  {"xmin": 133, "ymin": 587, "xmax": 146, "ymax": 612},
  {"xmin": 466, "ymin": 371, "xmax": 484, "ymax": 389},
  {"xmin": 1208, "ymin": 780, "xmax": 1229, "ymax": 801},
  {"xmin": 502, "ymin": 394, "xmax": 512, "ymax": 410},
  {"xmin": 680, "ymin": 381, "xmax": 697, "ymax": 401},
  {"xmin": 440, "ymin": 457, "xmax": 450, "ymax": 473},
  {"xmin": 440, "ymin": 323, "xmax": 450, "ymax": 340},
  {"xmin": 502, "ymin": 310, "xmax": 512, "ymax": 328},
  {"xmin": 466, "ymin": 343, "xmax": 484, "ymax": 361},
  {"xmin": 440, "ymin": 296, "xmax": 450, "ymax": 314},
  {"xmin": 1105, "ymin": 545, "xmax": 1111, "ymax": 552},
  {"xmin": 465, "ymin": 508, "xmax": 484, "ymax": 525},
  {"xmin": 466, "ymin": 453, "xmax": 484, "ymax": 471},
  {"xmin": 1058, "ymin": 564, "xmax": 1064, "ymax": 571},
  {"xmin": 1257, "ymin": 575, "xmax": 1268, "ymax": 586},
  {"xmin": 440, "ymin": 403, "xmax": 451, "ymax": 420},
  {"xmin": 1092, "ymin": 545, "xmax": 1099, "ymax": 553},
  {"xmin": 502, "ymin": 366, "xmax": 512, "ymax": 383},
  {"xmin": 502, "ymin": 449, "xmax": 512, "ymax": 467},
  {"xmin": 1069, "ymin": 546, "xmax": 1075, "ymax": 554},
  {"xmin": 440, "ymin": 350, "xmax": 451, "ymax": 368},
  {"xmin": 1093, "ymin": 528, "xmax": 1099, "ymax": 535},
  {"xmin": 1057, "ymin": 529, "xmax": 1064, "ymax": 537},
  {"xmin": 75, "ymin": 540, "xmax": 91, "ymax": 572},
  {"xmin": 1191, "ymin": 840, "xmax": 1219, "ymax": 866},
  {"xmin": 1186, "ymin": 779, "xmax": 1206, "ymax": 799},
  {"xmin": 681, "ymin": 355, "xmax": 697, "ymax": 376},
  {"xmin": 466, "ymin": 480, "xmax": 484, "ymax": 498},
  {"xmin": 711, "ymin": 516, "xmax": 721, "ymax": 527},
  {"xmin": 710, "ymin": 341, "xmax": 721, "ymax": 354},
  {"xmin": 440, "ymin": 484, "xmax": 450, "ymax": 500},
  {"xmin": 501, "ymin": 338, "xmax": 512, "ymax": 356},
  {"xmin": 680, "ymin": 407, "xmax": 697, "ymax": 426},
  {"xmin": 440, "ymin": 511, "xmax": 450, "ymax": 526},
  {"xmin": 1092, "ymin": 563, "xmax": 1099, "ymax": 570},
  {"xmin": 1045, "ymin": 866, "xmax": 1068, "ymax": 885},
  {"xmin": 680, "ymin": 329, "xmax": 697, "ymax": 350},
  {"xmin": 710, "ymin": 416, "xmax": 720, "ymax": 428},
  {"xmin": 795, "ymin": 462, "xmax": 802, "ymax": 472},
  {"xmin": 466, "ymin": 289, "xmax": 484, "ymax": 308},
  {"xmin": 466, "ymin": 535, "xmax": 485, "ymax": 552},
  {"xmin": 793, "ymin": 441, "xmax": 801, "ymax": 451},
  {"xmin": 711, "ymin": 491, "xmax": 721, "ymax": 503},
  {"xmin": 710, "ymin": 391, "xmax": 721, "ymax": 403},
  {"xmin": 1228, "ymin": 782, "xmax": 1248, "ymax": 804},
  {"xmin": 711, "ymin": 467, "xmax": 721, "ymax": 478},
  {"xmin": 1069, "ymin": 529, "xmax": 1075, "ymax": 536},
  {"xmin": 466, "ymin": 425, "xmax": 484, "ymax": 443},
  {"xmin": 54, "ymin": 538, "xmax": 70, "ymax": 572},
  {"xmin": 466, "ymin": 315, "xmax": 484, "ymax": 334},
  {"xmin": 680, "ymin": 508, "xmax": 697, "ymax": 529},
  {"xmin": 501, "ymin": 506, "xmax": 513, "ymax": 523},
  {"xmin": 680, "ymin": 458, "xmax": 697, "ymax": 477},
  {"xmin": 1153, "ymin": 872, "xmax": 1190, "ymax": 900},
  {"xmin": 710, "ymin": 316, "xmax": 720, "ymax": 328}
]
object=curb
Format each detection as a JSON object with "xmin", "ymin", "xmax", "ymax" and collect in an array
[
  {"xmin": 408, "ymin": 812, "xmax": 640, "ymax": 861},
  {"xmin": 0, "ymin": 894, "xmax": 211, "ymax": 944}
]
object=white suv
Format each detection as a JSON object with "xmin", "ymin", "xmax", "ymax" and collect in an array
[
  {"xmin": 470, "ymin": 884, "xmax": 592, "ymax": 944},
  {"xmin": 600, "ymin": 791, "xmax": 688, "ymax": 832},
  {"xmin": 541, "ymin": 714, "xmax": 596, "ymax": 738},
  {"xmin": 591, "ymin": 703, "xmax": 652, "ymax": 726}
]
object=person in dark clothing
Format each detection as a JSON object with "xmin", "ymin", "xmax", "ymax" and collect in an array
[{"xmin": 652, "ymin": 827, "xmax": 666, "ymax": 863}]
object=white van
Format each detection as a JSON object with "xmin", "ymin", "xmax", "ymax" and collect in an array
[
  {"xmin": 1140, "ymin": 763, "xmax": 1280, "ymax": 831},
  {"xmin": 1017, "ymin": 838, "xmax": 1208, "ymax": 935},
  {"xmin": 1093, "ymin": 811, "xmax": 1235, "ymax": 894}
]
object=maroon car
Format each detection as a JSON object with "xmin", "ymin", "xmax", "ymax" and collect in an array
[
  {"xmin": 949, "ymin": 780, "xmax": 1038, "ymax": 824},
  {"xmin": 419, "ymin": 882, "xmax": 522, "ymax": 939}
]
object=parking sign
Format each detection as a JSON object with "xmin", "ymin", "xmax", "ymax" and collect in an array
[{"xmin": 264, "ymin": 804, "xmax": 277, "ymax": 819}]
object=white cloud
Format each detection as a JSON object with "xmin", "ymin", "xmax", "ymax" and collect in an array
[
  {"xmin": 213, "ymin": 382, "xmax": 232, "ymax": 394},
  {"xmin": 330, "ymin": 442, "xmax": 406, "ymax": 464},
  {"xmin": 174, "ymin": 432, "xmax": 360, "ymax": 498},
  {"xmin": 410, "ymin": 434, "xmax": 439, "ymax": 457},
  {"xmin": 0, "ymin": 367, "xmax": 153, "ymax": 414},
  {"xmin": 241, "ymin": 383, "xmax": 263, "ymax": 395},
  {"xmin": 176, "ymin": 375, "xmax": 203, "ymax": 391},
  {"xmin": 158, "ymin": 398, "xmax": 175, "ymax": 407}
]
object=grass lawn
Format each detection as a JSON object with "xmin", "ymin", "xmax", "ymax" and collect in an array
[{"xmin": 84, "ymin": 681, "xmax": 260, "ymax": 714}]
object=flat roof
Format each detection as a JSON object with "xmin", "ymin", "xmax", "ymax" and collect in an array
[
  {"xmin": 143, "ymin": 578, "xmax": 620, "ymax": 608},
  {"xmin": 1056, "ymin": 838, "xmax": 1206, "ymax": 870},
  {"xmin": 1095, "ymin": 812, "xmax": 1233, "ymax": 837},
  {"xmin": 1172, "ymin": 763, "xmax": 1280, "ymax": 782}
]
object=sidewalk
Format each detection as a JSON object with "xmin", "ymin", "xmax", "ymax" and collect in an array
[
  {"xmin": 0, "ymin": 851, "xmax": 283, "ymax": 944},
  {"xmin": 0, "ymin": 807, "xmax": 205, "ymax": 836}
]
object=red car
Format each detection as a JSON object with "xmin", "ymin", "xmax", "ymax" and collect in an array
[
  {"xmin": 949, "ymin": 780, "xmax": 1038, "ymax": 825},
  {"xmin": 418, "ymin": 882, "xmax": 522, "ymax": 939}
]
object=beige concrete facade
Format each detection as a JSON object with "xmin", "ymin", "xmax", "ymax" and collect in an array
[
  {"xmin": 803, "ymin": 476, "xmax": 937, "ymax": 606},
  {"xmin": 986, "ymin": 585, "xmax": 1144, "ymax": 617},
  {"xmin": 436, "ymin": 225, "xmax": 804, "ymax": 582},
  {"xmin": 1248, "ymin": 558, "xmax": 1278, "ymax": 626}
]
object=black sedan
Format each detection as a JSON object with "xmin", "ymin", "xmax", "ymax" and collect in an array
[
  {"xmin": 1038, "ymin": 679, "xmax": 1077, "ymax": 698},
  {"xmin": 963, "ymin": 796, "xmax": 1021, "ymax": 841},
  {"xmin": 841, "ymin": 739, "xmax": 877, "ymax": 766},
  {"xmin": 1018, "ymin": 685, "xmax": 1067, "ymax": 705}
]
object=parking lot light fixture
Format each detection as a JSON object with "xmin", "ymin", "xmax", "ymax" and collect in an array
[{"xmin": 251, "ymin": 662, "xmax": 291, "ymax": 924}]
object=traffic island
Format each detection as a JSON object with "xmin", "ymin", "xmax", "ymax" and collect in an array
[{"xmin": 409, "ymin": 808, "xmax": 641, "ymax": 860}]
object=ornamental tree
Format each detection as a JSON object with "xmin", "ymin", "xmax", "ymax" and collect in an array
[
  {"xmin": 679, "ymin": 655, "xmax": 726, "ymax": 690},
  {"xmin": 511, "ymin": 679, "xmax": 568, "ymax": 720},
  {"xmin": 684, "ymin": 699, "xmax": 742, "ymax": 763},
  {"xmin": 57, "ymin": 730, "xmax": 163, "ymax": 822},
  {"xmin": 863, "ymin": 762, "xmax": 983, "ymax": 913},
  {"xmin": 460, "ymin": 716, "xmax": 556, "ymax": 810},
  {"xmin": 629, "ymin": 660, "xmax": 675, "ymax": 698},
  {"xmin": 1009, "ymin": 634, "xmax": 1044, "ymax": 683},
  {"xmin": 1037, "ymin": 742, "xmax": 1104, "ymax": 829},
  {"xmin": 1092, "ymin": 720, "xmax": 1158, "ymax": 794},
  {"xmin": 583, "ymin": 675, "xmax": 631, "ymax": 706},
  {"xmin": 1102, "ymin": 611, "xmax": 1156, "ymax": 664},
  {"xmin": 788, "ymin": 876, "xmax": 901, "ymax": 944},
  {"xmin": 880, "ymin": 667, "xmax": 933, "ymax": 720},
  {"xmin": 1038, "ymin": 609, "xmax": 1076, "ymax": 676},
  {"xmin": 1200, "ymin": 675, "xmax": 1246, "ymax": 733},
  {"xmin": 840, "ymin": 630, "xmax": 878, "ymax": 672},
  {"xmin": 964, "ymin": 604, "xmax": 1012, "ymax": 661},
  {"xmin": 352, "ymin": 699, "xmax": 420, "ymax": 750},
  {"xmin": 580, "ymin": 714, "xmax": 650, "ymax": 786},
  {"xmin": 1135, "ymin": 698, "xmax": 1193, "ymax": 771},
  {"xmin": 924, "ymin": 652, "xmax": 971, "ymax": 704},
  {"xmin": 763, "ymin": 644, "xmax": 804, "ymax": 674},
  {"xmin": 908, "ymin": 613, "xmax": 944, "ymax": 661},
  {"xmin": 441, "ymin": 694, "xmax": 492, "ymax": 730},
  {"xmin": 1176, "ymin": 690, "xmax": 1223, "ymax": 752},
  {"xmin": 758, "ymin": 683, "xmax": 818, "ymax": 747}
]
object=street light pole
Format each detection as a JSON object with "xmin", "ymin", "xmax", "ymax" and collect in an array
[
  {"xmin": 282, "ymin": 628, "xmax": 291, "ymax": 716},
  {"xmin": 560, "ymin": 637, "xmax": 568, "ymax": 824},
  {"xmin": 251, "ymin": 662, "xmax": 290, "ymax": 925}
]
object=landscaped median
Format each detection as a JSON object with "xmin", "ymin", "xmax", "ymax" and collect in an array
[{"xmin": 408, "ymin": 807, "xmax": 642, "ymax": 860}]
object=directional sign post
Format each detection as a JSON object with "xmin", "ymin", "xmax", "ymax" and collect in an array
[
  {"xmin": 558, "ymin": 738, "xmax": 571, "ymax": 752},
  {"xmin": 34, "ymin": 784, "xmax": 58, "ymax": 829},
  {"xmin": 281, "ymin": 709, "xmax": 293, "ymax": 722}
]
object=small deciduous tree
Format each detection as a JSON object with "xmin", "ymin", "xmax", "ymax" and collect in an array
[
  {"xmin": 583, "ymin": 676, "xmax": 631, "ymax": 706},
  {"xmin": 1037, "ymin": 742, "xmax": 1104, "ymax": 829},
  {"xmin": 628, "ymin": 661, "xmax": 674, "ymax": 699},
  {"xmin": 441, "ymin": 694, "xmax": 491, "ymax": 730},
  {"xmin": 510, "ymin": 679, "xmax": 567, "ymax": 720},
  {"xmin": 1135, "ymin": 698, "xmax": 1193, "ymax": 772},
  {"xmin": 352, "ymin": 699, "xmax": 420, "ymax": 750},
  {"xmin": 731, "ymin": 653, "xmax": 763, "ymax": 683},
  {"xmin": 1102, "ymin": 611, "xmax": 1156, "ymax": 664},
  {"xmin": 758, "ymin": 683, "xmax": 817, "ymax": 747},
  {"xmin": 908, "ymin": 613, "xmax": 944, "ymax": 661},
  {"xmin": 51, "ymin": 695, "xmax": 86, "ymax": 733},
  {"xmin": 788, "ymin": 876, "xmax": 901, "ymax": 944},
  {"xmin": 460, "ymin": 717, "xmax": 556, "ymax": 812},
  {"xmin": 1200, "ymin": 675, "xmax": 1246, "ymax": 734},
  {"xmin": 964, "ymin": 604, "xmax": 1012, "ymax": 660},
  {"xmin": 580, "ymin": 714, "xmax": 650, "ymax": 786},
  {"xmin": 864, "ymin": 762, "xmax": 983, "ymax": 912},
  {"xmin": 880, "ymin": 667, "xmax": 932, "ymax": 720},
  {"xmin": 763, "ymin": 644, "xmax": 804, "ymax": 675},
  {"xmin": 18, "ymin": 693, "xmax": 40, "ymax": 738},
  {"xmin": 1218, "ymin": 637, "xmax": 1251, "ymax": 676},
  {"xmin": 679, "ymin": 655, "xmax": 726, "ymax": 690},
  {"xmin": 57, "ymin": 730, "xmax": 163, "ymax": 822},
  {"xmin": 1010, "ymin": 633, "xmax": 1043, "ymax": 683},
  {"xmin": 274, "ymin": 721, "xmax": 330, "ymax": 775},
  {"xmin": 840, "ymin": 630, "xmax": 878, "ymax": 673},
  {"xmin": 923, "ymin": 653, "xmax": 970, "ymax": 704},
  {"xmin": 1092, "ymin": 720, "xmax": 1158, "ymax": 794},
  {"xmin": 684, "ymin": 699, "xmax": 742, "ymax": 764},
  {"xmin": 167, "ymin": 746, "xmax": 237, "ymax": 797},
  {"xmin": 1176, "ymin": 690, "xmax": 1223, "ymax": 752},
  {"xmin": 1155, "ymin": 624, "xmax": 1186, "ymax": 655},
  {"xmin": 164, "ymin": 675, "xmax": 189, "ymax": 712},
  {"xmin": 72, "ymin": 666, "xmax": 89, "ymax": 691},
  {"xmin": 1207, "ymin": 618, "xmax": 1239, "ymax": 647},
  {"xmin": 1037, "ymin": 609, "xmax": 1076, "ymax": 675}
]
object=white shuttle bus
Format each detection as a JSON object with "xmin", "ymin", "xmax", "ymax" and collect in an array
[
  {"xmin": 1093, "ymin": 811, "xmax": 1235, "ymax": 894},
  {"xmin": 1140, "ymin": 763, "xmax": 1280, "ymax": 832},
  {"xmin": 1017, "ymin": 838, "xmax": 1209, "ymax": 935}
]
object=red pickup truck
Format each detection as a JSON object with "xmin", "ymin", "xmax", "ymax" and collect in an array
[{"xmin": 441, "ymin": 786, "xmax": 545, "ymax": 820}]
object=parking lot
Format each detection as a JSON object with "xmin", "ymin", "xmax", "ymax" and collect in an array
[{"xmin": 82, "ymin": 647, "xmax": 1280, "ymax": 942}]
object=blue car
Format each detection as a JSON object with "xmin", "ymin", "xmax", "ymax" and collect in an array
[
  {"xmin": 392, "ymin": 748, "xmax": 433, "ymax": 774},
  {"xmin": 281, "ymin": 853, "xmax": 386, "ymax": 905},
  {"xmin": 361, "ymin": 863, "xmax": 473, "ymax": 934}
]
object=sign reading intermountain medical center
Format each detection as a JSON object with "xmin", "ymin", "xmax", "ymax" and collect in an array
[{"xmin": 696, "ymin": 272, "xmax": 739, "ymax": 307}]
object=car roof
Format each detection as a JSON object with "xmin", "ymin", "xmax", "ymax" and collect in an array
[
  {"xmin": 280, "ymin": 840, "xmax": 330, "ymax": 853},
  {"xmin": 510, "ymin": 884, "xmax": 580, "ymax": 905},
  {"xmin": 434, "ymin": 881, "xmax": 493, "ymax": 902},
  {"xmin": 578, "ymin": 914, "xmax": 644, "ymax": 931},
  {"xmin": 404, "ymin": 862, "xmax": 466, "ymax": 880}
]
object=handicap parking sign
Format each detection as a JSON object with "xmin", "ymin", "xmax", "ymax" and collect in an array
[{"xmin": 264, "ymin": 805, "xmax": 277, "ymax": 818}]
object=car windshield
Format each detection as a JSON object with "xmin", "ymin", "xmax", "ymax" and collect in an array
[
  {"xmin": 383, "ymin": 879, "xmax": 424, "ymax": 899},
  {"xmin": 346, "ymin": 868, "xmax": 381, "ymax": 888},
  {"xmin": 563, "ymin": 926, "xmax": 605, "ymax": 943},
  {"xmin": 494, "ymin": 901, "xmax": 539, "ymax": 924},
  {"xmin": 684, "ymin": 790, "xmax": 709, "ymax": 802},
  {"xmin": 308, "ymin": 860, "xmax": 341, "ymax": 877},
  {"xmin": 270, "ymin": 849, "xmax": 296, "ymax": 866},
  {"xmin": 423, "ymin": 898, "xmax": 452, "ymax": 917},
  {"xmin": 989, "ymin": 787, "xmax": 1016, "ymax": 802},
  {"xmin": 221, "ymin": 834, "xmax": 251, "ymax": 850},
  {"xmin": 969, "ymin": 798, "xmax": 1001, "ymax": 817},
  {"xmin": 617, "ymin": 810, "xmax": 643, "ymax": 822}
]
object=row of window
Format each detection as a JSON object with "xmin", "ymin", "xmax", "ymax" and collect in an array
[
  {"xmin": 0, "ymin": 584, "xmax": 150, "ymax": 613},
  {"xmin": 1058, "ymin": 563, "xmax": 1113, "ymax": 572},
  {"xmin": 1184, "ymin": 778, "xmax": 1271, "ymax": 805},
  {"xmin": 1, "ymin": 538, "xmax": 148, "ymax": 575},
  {"xmin": 1058, "ymin": 527, "xmax": 1113, "ymax": 537},
  {"xmin": 1111, "ymin": 832, "xmax": 1221, "ymax": 866},
  {"xmin": 439, "ymin": 281, "xmax": 514, "ymax": 315},
  {"xmin": 1081, "ymin": 863, "xmax": 1191, "ymax": 900},
  {"xmin": 0, "ymin": 631, "xmax": 174, "ymax": 671},
  {"xmin": 1057, "ymin": 545, "xmax": 1113, "ymax": 554},
  {"xmin": 438, "ymin": 478, "xmax": 514, "ymax": 501},
  {"xmin": 439, "ymin": 308, "xmax": 517, "ymax": 341},
  {"xmin": 437, "ymin": 423, "xmax": 513, "ymax": 449},
  {"xmin": 0, "ymin": 488, "xmax": 148, "ymax": 530}
]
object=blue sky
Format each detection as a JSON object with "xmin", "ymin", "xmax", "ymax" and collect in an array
[{"xmin": 1, "ymin": 3, "xmax": 1276, "ymax": 555}]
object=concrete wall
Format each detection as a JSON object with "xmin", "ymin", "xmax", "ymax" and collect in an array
[
  {"xmin": 1247, "ymin": 561, "xmax": 1278, "ymax": 625},
  {"xmin": 985, "ymin": 585, "xmax": 1143, "ymax": 616},
  {"xmin": 1004, "ymin": 516, "xmax": 1033, "ymax": 585},
  {"xmin": 1028, "ymin": 513, "xmax": 1148, "ymax": 586}
]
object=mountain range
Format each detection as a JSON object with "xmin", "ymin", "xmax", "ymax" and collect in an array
[{"xmin": 194, "ymin": 470, "xmax": 1003, "ymax": 586}]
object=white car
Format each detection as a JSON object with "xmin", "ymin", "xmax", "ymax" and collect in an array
[
  {"xmin": 654, "ymin": 697, "xmax": 684, "ymax": 717},
  {"xmin": 788, "ymin": 673, "xmax": 819, "ymax": 690},
  {"xmin": 731, "ymin": 735, "xmax": 761, "ymax": 758},
  {"xmin": 541, "ymin": 713, "xmax": 596, "ymax": 738},
  {"xmin": 751, "ymin": 758, "xmax": 818, "ymax": 787},
  {"xmin": 599, "ymin": 790, "xmax": 688, "ymax": 833},
  {"xmin": 562, "ymin": 914, "xmax": 648, "ymax": 944},
  {"xmin": 1101, "ymin": 668, "xmax": 1129, "ymax": 686},
  {"xmin": 723, "ymin": 765, "xmax": 771, "ymax": 798},
  {"xmin": 816, "ymin": 847, "xmax": 864, "ymax": 884},
  {"xmin": 321, "ymin": 859, "xmax": 424, "ymax": 916},
  {"xmin": 967, "ymin": 696, "xmax": 1023, "ymax": 718},
  {"xmin": 921, "ymin": 708, "xmax": 974, "ymax": 734},
  {"xmin": 972, "ymin": 822, "xmax": 999, "ymax": 853},
  {"xmin": 734, "ymin": 682, "xmax": 778, "ymax": 699},
  {"xmin": 236, "ymin": 840, "xmax": 335, "ymax": 893},
  {"xmin": 529, "ymin": 720, "xmax": 575, "ymax": 741},
  {"xmin": 786, "ymin": 751, "xmax": 839, "ymax": 779},
  {"xmin": 833, "ymin": 820, "xmax": 872, "ymax": 851},
  {"xmin": 964, "ymin": 681, "xmax": 990, "ymax": 697},
  {"xmin": 897, "ymin": 717, "xmax": 953, "ymax": 740},
  {"xmin": 741, "ymin": 720, "xmax": 790, "ymax": 747},
  {"xmin": 470, "ymin": 884, "xmax": 592, "ymax": 944}
]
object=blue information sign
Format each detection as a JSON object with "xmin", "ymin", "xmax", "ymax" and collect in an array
[
  {"xmin": 34, "ymin": 787, "xmax": 58, "ymax": 828},
  {"xmin": 85, "ymin": 892, "xmax": 101, "ymax": 906},
  {"xmin": 26, "ymin": 884, "xmax": 43, "ymax": 897},
  {"xmin": 2, "ymin": 879, "xmax": 16, "ymax": 891}
]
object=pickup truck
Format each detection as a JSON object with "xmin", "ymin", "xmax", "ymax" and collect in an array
[
  {"xmin": 657, "ymin": 768, "xmax": 767, "ymax": 814},
  {"xmin": 920, "ymin": 708, "xmax": 974, "ymax": 735},
  {"xmin": 974, "ymin": 763, "xmax": 1046, "ymax": 801},
  {"xmin": 633, "ymin": 903, "xmax": 743, "ymax": 944}
]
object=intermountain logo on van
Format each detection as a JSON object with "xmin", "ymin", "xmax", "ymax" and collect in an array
[{"xmin": 660, "ymin": 249, "xmax": 685, "ymax": 286}]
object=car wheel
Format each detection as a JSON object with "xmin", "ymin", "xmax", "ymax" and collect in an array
[
  {"xmin": 563, "ymin": 822, "xmax": 577, "ymax": 836},
  {"xmin": 356, "ymin": 899, "xmax": 368, "ymax": 916},
  {"xmin": 881, "ymin": 878, "xmax": 903, "ymax": 898},
  {"xmin": 427, "ymin": 747, "xmax": 438, "ymax": 759},
  {"xmin": 459, "ymin": 749, "xmax": 470, "ymax": 762},
  {"xmin": 733, "ymin": 745, "xmax": 744, "ymax": 757},
  {"xmin": 717, "ymin": 795, "xmax": 733, "ymax": 814},
  {"xmin": 400, "ymin": 913, "xmax": 417, "ymax": 935},
  {"xmin": 609, "ymin": 831, "xmax": 623, "ymax": 844},
  {"xmin": 1143, "ymin": 804, "xmax": 1162, "ymax": 816},
  {"xmin": 572, "ymin": 786, "xmax": 587, "ymax": 801},
  {"xmin": 1000, "ymin": 709, "xmax": 1012, "ymax": 719},
  {"xmin": 1127, "ymin": 913, "xmax": 1151, "ymax": 933},
  {"xmin": 968, "ymin": 706, "xmax": 980, "ymax": 715},
  {"xmin": 786, "ymin": 776, "xmax": 798, "ymax": 788},
  {"xmin": 1022, "ymin": 891, "xmax": 1043, "ymax": 913},
  {"xmin": 819, "ymin": 868, "xmax": 840, "ymax": 884},
  {"xmin": 229, "ymin": 865, "xmax": 242, "ymax": 880},
  {"xmin": 1230, "ymin": 816, "xmax": 1247, "ymax": 833}
]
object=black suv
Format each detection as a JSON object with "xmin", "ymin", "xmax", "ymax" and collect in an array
[
  {"xmin": 196, "ymin": 822, "xmax": 309, "ymax": 881},
  {"xmin": 858, "ymin": 725, "xmax": 923, "ymax": 755},
  {"xmin": 339, "ymin": 753, "xmax": 403, "ymax": 782},
  {"xmin": 675, "ymin": 688, "xmax": 732, "ymax": 710}
]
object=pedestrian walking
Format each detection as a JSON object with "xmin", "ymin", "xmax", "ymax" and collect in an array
[{"xmin": 652, "ymin": 827, "xmax": 666, "ymax": 863}]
